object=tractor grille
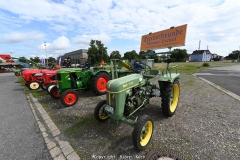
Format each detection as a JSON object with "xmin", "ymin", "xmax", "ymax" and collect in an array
[
  {"xmin": 106, "ymin": 92, "xmax": 116, "ymax": 108},
  {"xmin": 56, "ymin": 74, "xmax": 61, "ymax": 81}
]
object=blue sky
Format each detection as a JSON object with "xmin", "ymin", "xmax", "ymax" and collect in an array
[{"xmin": 0, "ymin": 0, "xmax": 240, "ymax": 59}]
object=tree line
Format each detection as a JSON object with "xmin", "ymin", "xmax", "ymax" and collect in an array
[
  {"xmin": 87, "ymin": 40, "xmax": 189, "ymax": 65},
  {"xmin": 16, "ymin": 39, "xmax": 191, "ymax": 66}
]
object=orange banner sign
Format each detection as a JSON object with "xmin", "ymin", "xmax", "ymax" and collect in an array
[{"xmin": 140, "ymin": 24, "xmax": 187, "ymax": 51}]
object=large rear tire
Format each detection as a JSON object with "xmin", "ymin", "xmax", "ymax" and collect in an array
[
  {"xmin": 161, "ymin": 79, "xmax": 180, "ymax": 117},
  {"xmin": 94, "ymin": 100, "xmax": 109, "ymax": 122},
  {"xmin": 49, "ymin": 86, "xmax": 61, "ymax": 99},
  {"xmin": 132, "ymin": 115, "xmax": 154, "ymax": 151},
  {"xmin": 28, "ymin": 81, "xmax": 40, "ymax": 90},
  {"xmin": 60, "ymin": 89, "xmax": 79, "ymax": 107},
  {"xmin": 91, "ymin": 72, "xmax": 110, "ymax": 95}
]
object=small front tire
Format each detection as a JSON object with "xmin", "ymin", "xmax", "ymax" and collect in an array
[
  {"xmin": 94, "ymin": 100, "xmax": 109, "ymax": 122},
  {"xmin": 60, "ymin": 89, "xmax": 79, "ymax": 107},
  {"xmin": 132, "ymin": 115, "xmax": 154, "ymax": 151},
  {"xmin": 49, "ymin": 86, "xmax": 61, "ymax": 99},
  {"xmin": 28, "ymin": 81, "xmax": 40, "ymax": 90}
]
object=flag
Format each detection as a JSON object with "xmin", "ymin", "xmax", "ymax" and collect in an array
[
  {"xmin": 58, "ymin": 57, "xmax": 62, "ymax": 65},
  {"xmin": 41, "ymin": 58, "xmax": 45, "ymax": 64}
]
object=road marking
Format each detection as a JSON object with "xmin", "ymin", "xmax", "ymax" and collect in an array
[{"xmin": 193, "ymin": 74, "xmax": 240, "ymax": 102}]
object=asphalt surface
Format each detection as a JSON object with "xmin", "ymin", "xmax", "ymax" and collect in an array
[
  {"xmin": 0, "ymin": 73, "xmax": 51, "ymax": 160},
  {"xmin": 194, "ymin": 65, "xmax": 240, "ymax": 96}
]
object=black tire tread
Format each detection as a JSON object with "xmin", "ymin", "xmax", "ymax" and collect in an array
[
  {"xmin": 132, "ymin": 115, "xmax": 153, "ymax": 151},
  {"xmin": 94, "ymin": 100, "xmax": 108, "ymax": 122},
  {"xmin": 161, "ymin": 79, "xmax": 180, "ymax": 117}
]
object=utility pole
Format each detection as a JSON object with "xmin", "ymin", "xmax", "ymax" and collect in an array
[
  {"xmin": 44, "ymin": 42, "xmax": 48, "ymax": 66},
  {"xmin": 238, "ymin": 46, "xmax": 240, "ymax": 61}
]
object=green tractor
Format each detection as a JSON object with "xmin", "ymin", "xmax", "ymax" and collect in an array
[
  {"xmin": 94, "ymin": 56, "xmax": 180, "ymax": 151},
  {"xmin": 50, "ymin": 59, "xmax": 134, "ymax": 107}
]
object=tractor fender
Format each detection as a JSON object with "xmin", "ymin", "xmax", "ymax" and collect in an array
[
  {"xmin": 158, "ymin": 73, "xmax": 180, "ymax": 83},
  {"xmin": 91, "ymin": 70, "xmax": 110, "ymax": 77}
]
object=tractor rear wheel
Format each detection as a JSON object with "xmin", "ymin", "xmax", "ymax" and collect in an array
[
  {"xmin": 91, "ymin": 72, "xmax": 110, "ymax": 95},
  {"xmin": 40, "ymin": 81, "xmax": 46, "ymax": 90},
  {"xmin": 94, "ymin": 100, "xmax": 109, "ymax": 122},
  {"xmin": 49, "ymin": 86, "xmax": 61, "ymax": 99},
  {"xmin": 46, "ymin": 84, "xmax": 55, "ymax": 94},
  {"xmin": 28, "ymin": 81, "xmax": 40, "ymax": 90},
  {"xmin": 161, "ymin": 79, "xmax": 180, "ymax": 117},
  {"xmin": 132, "ymin": 115, "xmax": 153, "ymax": 151},
  {"xmin": 60, "ymin": 89, "xmax": 79, "ymax": 107}
]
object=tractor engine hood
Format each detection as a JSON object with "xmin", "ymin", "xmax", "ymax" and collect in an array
[{"xmin": 107, "ymin": 74, "xmax": 145, "ymax": 93}]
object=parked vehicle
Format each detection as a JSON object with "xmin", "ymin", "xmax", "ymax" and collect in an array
[
  {"xmin": 94, "ymin": 56, "xmax": 180, "ymax": 151},
  {"xmin": 50, "ymin": 59, "xmax": 135, "ymax": 107}
]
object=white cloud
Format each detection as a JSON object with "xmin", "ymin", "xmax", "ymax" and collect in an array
[
  {"xmin": 73, "ymin": 33, "xmax": 111, "ymax": 48},
  {"xmin": 0, "ymin": 31, "xmax": 44, "ymax": 44},
  {"xmin": 0, "ymin": 0, "xmax": 240, "ymax": 57}
]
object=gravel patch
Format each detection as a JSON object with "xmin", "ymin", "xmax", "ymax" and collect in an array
[{"xmin": 37, "ymin": 73, "xmax": 240, "ymax": 160}]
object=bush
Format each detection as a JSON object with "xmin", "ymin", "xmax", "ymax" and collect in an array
[{"xmin": 202, "ymin": 62, "xmax": 210, "ymax": 67}]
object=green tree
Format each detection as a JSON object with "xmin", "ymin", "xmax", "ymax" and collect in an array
[
  {"xmin": 30, "ymin": 57, "xmax": 41, "ymax": 63},
  {"xmin": 110, "ymin": 50, "xmax": 121, "ymax": 59},
  {"xmin": 170, "ymin": 49, "xmax": 188, "ymax": 62},
  {"xmin": 18, "ymin": 57, "xmax": 28, "ymax": 63},
  {"xmin": 123, "ymin": 50, "xmax": 139, "ymax": 60},
  {"xmin": 139, "ymin": 51, "xmax": 147, "ymax": 59},
  {"xmin": 225, "ymin": 50, "xmax": 240, "ymax": 60},
  {"xmin": 87, "ymin": 40, "xmax": 109, "ymax": 65},
  {"xmin": 47, "ymin": 57, "xmax": 56, "ymax": 67}
]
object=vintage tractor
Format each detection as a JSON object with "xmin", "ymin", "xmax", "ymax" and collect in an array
[
  {"xmin": 94, "ymin": 57, "xmax": 180, "ymax": 151},
  {"xmin": 50, "ymin": 59, "xmax": 134, "ymax": 107},
  {"xmin": 22, "ymin": 69, "xmax": 48, "ymax": 90},
  {"xmin": 40, "ymin": 70, "xmax": 58, "ymax": 91},
  {"xmin": 22, "ymin": 66, "xmax": 61, "ymax": 90}
]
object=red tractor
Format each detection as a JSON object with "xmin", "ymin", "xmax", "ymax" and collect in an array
[
  {"xmin": 22, "ymin": 69, "xmax": 49, "ymax": 90},
  {"xmin": 40, "ymin": 70, "xmax": 58, "ymax": 92}
]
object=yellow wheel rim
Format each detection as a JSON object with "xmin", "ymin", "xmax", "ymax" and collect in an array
[
  {"xmin": 30, "ymin": 82, "xmax": 39, "ymax": 89},
  {"xmin": 99, "ymin": 105, "xmax": 108, "ymax": 120},
  {"xmin": 170, "ymin": 84, "xmax": 179, "ymax": 112},
  {"xmin": 140, "ymin": 121, "xmax": 153, "ymax": 146}
]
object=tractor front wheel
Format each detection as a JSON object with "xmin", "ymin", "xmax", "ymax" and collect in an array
[
  {"xmin": 60, "ymin": 89, "xmax": 79, "ymax": 107},
  {"xmin": 15, "ymin": 72, "xmax": 20, "ymax": 76},
  {"xmin": 94, "ymin": 100, "xmax": 109, "ymax": 122},
  {"xmin": 28, "ymin": 81, "xmax": 40, "ymax": 90},
  {"xmin": 91, "ymin": 72, "xmax": 110, "ymax": 95},
  {"xmin": 49, "ymin": 86, "xmax": 61, "ymax": 99},
  {"xmin": 132, "ymin": 115, "xmax": 153, "ymax": 151},
  {"xmin": 161, "ymin": 79, "xmax": 180, "ymax": 117}
]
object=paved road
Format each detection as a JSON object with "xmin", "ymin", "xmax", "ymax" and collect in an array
[
  {"xmin": 0, "ymin": 73, "xmax": 51, "ymax": 160},
  {"xmin": 194, "ymin": 65, "xmax": 240, "ymax": 96}
]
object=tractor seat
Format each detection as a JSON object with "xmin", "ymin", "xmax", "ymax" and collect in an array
[{"xmin": 142, "ymin": 70, "xmax": 159, "ymax": 79}]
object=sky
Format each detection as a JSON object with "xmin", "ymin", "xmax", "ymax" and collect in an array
[{"xmin": 0, "ymin": 0, "xmax": 240, "ymax": 59}]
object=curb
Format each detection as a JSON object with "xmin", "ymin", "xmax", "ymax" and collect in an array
[
  {"xmin": 193, "ymin": 74, "xmax": 240, "ymax": 102},
  {"xmin": 26, "ymin": 94, "xmax": 81, "ymax": 160}
]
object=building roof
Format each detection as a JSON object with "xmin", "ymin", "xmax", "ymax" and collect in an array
[{"xmin": 191, "ymin": 50, "xmax": 211, "ymax": 55}]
